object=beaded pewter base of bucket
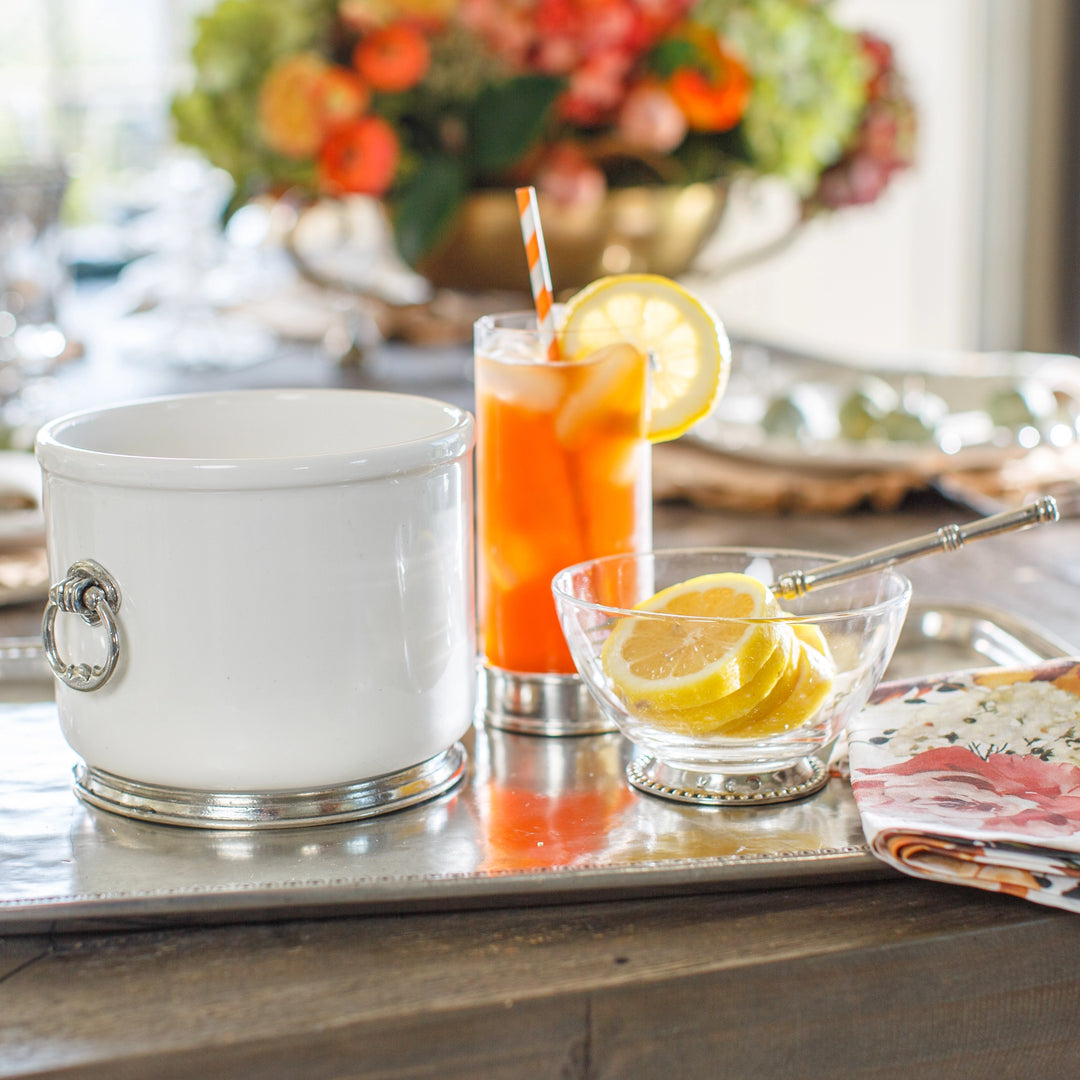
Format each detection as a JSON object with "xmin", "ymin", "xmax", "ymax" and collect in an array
[{"xmin": 73, "ymin": 743, "xmax": 467, "ymax": 829}]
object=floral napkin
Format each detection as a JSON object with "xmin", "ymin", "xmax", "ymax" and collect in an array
[{"xmin": 848, "ymin": 657, "xmax": 1080, "ymax": 912}]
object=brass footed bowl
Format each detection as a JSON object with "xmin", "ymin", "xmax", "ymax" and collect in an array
[{"xmin": 417, "ymin": 183, "xmax": 728, "ymax": 294}]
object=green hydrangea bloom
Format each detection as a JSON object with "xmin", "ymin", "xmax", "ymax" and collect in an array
[
  {"xmin": 698, "ymin": 0, "xmax": 869, "ymax": 191},
  {"xmin": 172, "ymin": 0, "xmax": 336, "ymax": 206}
]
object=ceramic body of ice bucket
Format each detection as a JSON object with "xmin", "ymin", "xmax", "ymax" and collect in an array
[{"xmin": 35, "ymin": 389, "xmax": 476, "ymax": 828}]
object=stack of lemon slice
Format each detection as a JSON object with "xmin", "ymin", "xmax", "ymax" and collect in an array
[{"xmin": 601, "ymin": 573, "xmax": 836, "ymax": 738}]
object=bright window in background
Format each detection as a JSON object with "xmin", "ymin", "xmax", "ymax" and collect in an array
[{"xmin": 0, "ymin": 0, "xmax": 206, "ymax": 215}]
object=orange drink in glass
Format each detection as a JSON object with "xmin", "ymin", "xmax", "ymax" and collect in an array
[{"xmin": 474, "ymin": 310, "xmax": 652, "ymax": 733}]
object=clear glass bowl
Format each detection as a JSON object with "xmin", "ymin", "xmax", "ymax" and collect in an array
[{"xmin": 552, "ymin": 548, "xmax": 912, "ymax": 805}]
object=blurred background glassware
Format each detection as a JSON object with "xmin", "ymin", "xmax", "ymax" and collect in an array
[
  {"xmin": 553, "ymin": 548, "xmax": 911, "ymax": 804},
  {"xmin": 109, "ymin": 155, "xmax": 277, "ymax": 371},
  {"xmin": 0, "ymin": 162, "xmax": 72, "ymax": 378}
]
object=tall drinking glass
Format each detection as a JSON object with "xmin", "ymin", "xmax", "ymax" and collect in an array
[{"xmin": 474, "ymin": 310, "xmax": 652, "ymax": 734}]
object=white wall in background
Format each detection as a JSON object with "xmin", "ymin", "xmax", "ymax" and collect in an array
[{"xmin": 689, "ymin": 0, "xmax": 1033, "ymax": 363}]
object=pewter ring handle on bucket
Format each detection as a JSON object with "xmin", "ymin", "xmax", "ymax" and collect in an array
[{"xmin": 42, "ymin": 560, "xmax": 122, "ymax": 692}]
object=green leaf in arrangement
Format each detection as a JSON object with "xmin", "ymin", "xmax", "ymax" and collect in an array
[
  {"xmin": 675, "ymin": 129, "xmax": 750, "ymax": 183},
  {"xmin": 649, "ymin": 39, "xmax": 699, "ymax": 79},
  {"xmin": 392, "ymin": 156, "xmax": 468, "ymax": 266},
  {"xmin": 469, "ymin": 75, "xmax": 564, "ymax": 173}
]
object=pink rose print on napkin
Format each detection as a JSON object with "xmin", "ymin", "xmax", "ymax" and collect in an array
[{"xmin": 852, "ymin": 745, "xmax": 1080, "ymax": 840}]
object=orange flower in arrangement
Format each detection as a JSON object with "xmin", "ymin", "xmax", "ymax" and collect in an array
[
  {"xmin": 257, "ymin": 54, "xmax": 331, "ymax": 159},
  {"xmin": 353, "ymin": 23, "xmax": 432, "ymax": 93},
  {"xmin": 318, "ymin": 115, "xmax": 401, "ymax": 196},
  {"xmin": 258, "ymin": 54, "xmax": 369, "ymax": 160},
  {"xmin": 665, "ymin": 26, "xmax": 750, "ymax": 132}
]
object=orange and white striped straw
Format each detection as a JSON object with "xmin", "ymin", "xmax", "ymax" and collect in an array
[{"xmin": 515, "ymin": 186, "xmax": 561, "ymax": 362}]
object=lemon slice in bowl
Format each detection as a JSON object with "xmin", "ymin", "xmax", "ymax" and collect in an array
[
  {"xmin": 792, "ymin": 621, "xmax": 829, "ymax": 656},
  {"xmin": 600, "ymin": 572, "xmax": 784, "ymax": 711},
  {"xmin": 559, "ymin": 274, "xmax": 731, "ymax": 442},
  {"xmin": 639, "ymin": 626, "xmax": 799, "ymax": 736},
  {"xmin": 722, "ymin": 635, "xmax": 836, "ymax": 738}
]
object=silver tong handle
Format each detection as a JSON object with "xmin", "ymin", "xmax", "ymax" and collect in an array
[{"xmin": 773, "ymin": 496, "xmax": 1060, "ymax": 600}]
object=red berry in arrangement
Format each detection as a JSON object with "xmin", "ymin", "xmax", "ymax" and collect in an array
[
  {"xmin": 318, "ymin": 115, "xmax": 400, "ymax": 196},
  {"xmin": 618, "ymin": 81, "xmax": 688, "ymax": 152},
  {"xmin": 560, "ymin": 47, "xmax": 634, "ymax": 125},
  {"xmin": 534, "ymin": 143, "xmax": 606, "ymax": 207},
  {"xmin": 815, "ymin": 153, "xmax": 890, "ymax": 209},
  {"xmin": 860, "ymin": 33, "xmax": 895, "ymax": 101},
  {"xmin": 352, "ymin": 23, "xmax": 431, "ymax": 93}
]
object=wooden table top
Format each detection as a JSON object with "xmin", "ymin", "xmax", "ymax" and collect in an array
[{"xmin": 3, "ymin": 342, "xmax": 1080, "ymax": 1079}]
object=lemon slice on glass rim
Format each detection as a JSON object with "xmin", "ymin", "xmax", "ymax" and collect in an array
[{"xmin": 559, "ymin": 274, "xmax": 731, "ymax": 442}]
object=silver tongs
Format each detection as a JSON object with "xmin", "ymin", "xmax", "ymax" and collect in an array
[{"xmin": 772, "ymin": 495, "xmax": 1060, "ymax": 599}]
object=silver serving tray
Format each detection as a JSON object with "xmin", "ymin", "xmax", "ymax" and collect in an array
[{"xmin": 0, "ymin": 603, "xmax": 1074, "ymax": 933}]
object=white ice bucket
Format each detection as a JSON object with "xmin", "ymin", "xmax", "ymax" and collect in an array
[{"xmin": 35, "ymin": 389, "xmax": 476, "ymax": 827}]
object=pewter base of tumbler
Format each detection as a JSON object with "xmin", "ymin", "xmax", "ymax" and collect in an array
[
  {"xmin": 626, "ymin": 754, "xmax": 828, "ymax": 806},
  {"xmin": 73, "ymin": 743, "xmax": 467, "ymax": 829},
  {"xmin": 482, "ymin": 665, "xmax": 616, "ymax": 736}
]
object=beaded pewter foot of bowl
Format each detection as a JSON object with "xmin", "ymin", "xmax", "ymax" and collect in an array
[{"xmin": 553, "ymin": 548, "xmax": 911, "ymax": 806}]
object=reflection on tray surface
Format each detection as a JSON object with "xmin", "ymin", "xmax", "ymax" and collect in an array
[{"xmin": 2, "ymin": 703, "xmax": 867, "ymax": 911}]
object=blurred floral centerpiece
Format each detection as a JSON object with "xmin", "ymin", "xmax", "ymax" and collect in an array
[{"xmin": 174, "ymin": 0, "xmax": 915, "ymax": 290}]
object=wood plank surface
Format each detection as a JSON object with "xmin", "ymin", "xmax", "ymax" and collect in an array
[
  {"xmin": 0, "ymin": 939, "xmax": 46, "ymax": 982},
  {"xmin": 2, "ymin": 880, "xmax": 1079, "ymax": 1078}
]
